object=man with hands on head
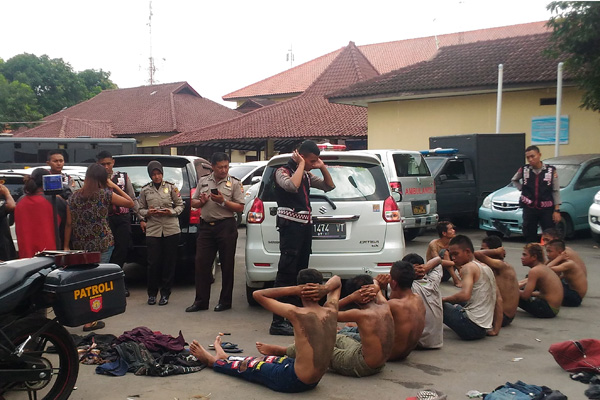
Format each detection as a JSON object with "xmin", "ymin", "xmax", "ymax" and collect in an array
[
  {"xmin": 474, "ymin": 236, "xmax": 520, "ymax": 333},
  {"xmin": 442, "ymin": 235, "xmax": 499, "ymax": 340},
  {"xmin": 269, "ymin": 140, "xmax": 335, "ymax": 336},
  {"xmin": 190, "ymin": 271, "xmax": 341, "ymax": 393}
]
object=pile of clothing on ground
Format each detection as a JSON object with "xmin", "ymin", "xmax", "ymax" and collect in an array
[{"xmin": 72, "ymin": 326, "xmax": 206, "ymax": 377}]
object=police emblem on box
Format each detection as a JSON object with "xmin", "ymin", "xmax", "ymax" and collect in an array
[{"xmin": 90, "ymin": 296, "xmax": 103, "ymax": 312}]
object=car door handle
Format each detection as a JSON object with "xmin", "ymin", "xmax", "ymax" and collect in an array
[{"xmin": 312, "ymin": 215, "xmax": 360, "ymax": 223}]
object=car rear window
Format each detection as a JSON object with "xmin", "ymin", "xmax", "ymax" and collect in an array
[
  {"xmin": 392, "ymin": 153, "xmax": 430, "ymax": 177},
  {"xmin": 0, "ymin": 176, "xmax": 26, "ymax": 199},
  {"xmin": 115, "ymin": 166, "xmax": 185, "ymax": 194},
  {"xmin": 261, "ymin": 162, "xmax": 390, "ymax": 202}
]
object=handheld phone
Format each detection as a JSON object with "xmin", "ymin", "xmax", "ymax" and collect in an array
[{"xmin": 211, "ymin": 188, "xmax": 219, "ymax": 195}]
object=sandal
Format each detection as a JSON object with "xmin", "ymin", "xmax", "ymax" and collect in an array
[
  {"xmin": 83, "ymin": 321, "xmax": 106, "ymax": 332},
  {"xmin": 224, "ymin": 348, "xmax": 244, "ymax": 353},
  {"xmin": 209, "ymin": 341, "xmax": 238, "ymax": 350}
]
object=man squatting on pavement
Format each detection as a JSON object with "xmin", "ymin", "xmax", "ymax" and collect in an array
[
  {"xmin": 190, "ymin": 270, "xmax": 341, "ymax": 393},
  {"xmin": 400, "ymin": 253, "xmax": 444, "ymax": 349},
  {"xmin": 269, "ymin": 140, "xmax": 335, "ymax": 336},
  {"xmin": 545, "ymin": 239, "xmax": 587, "ymax": 307},
  {"xmin": 442, "ymin": 235, "xmax": 499, "ymax": 340},
  {"xmin": 518, "ymin": 243, "xmax": 563, "ymax": 318},
  {"xmin": 257, "ymin": 274, "xmax": 395, "ymax": 378},
  {"xmin": 474, "ymin": 235, "xmax": 520, "ymax": 334}
]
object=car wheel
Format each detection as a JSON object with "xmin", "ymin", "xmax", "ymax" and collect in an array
[
  {"xmin": 246, "ymin": 284, "xmax": 260, "ymax": 306},
  {"xmin": 556, "ymin": 213, "xmax": 574, "ymax": 240},
  {"xmin": 403, "ymin": 228, "xmax": 421, "ymax": 242},
  {"xmin": 235, "ymin": 212, "xmax": 243, "ymax": 226},
  {"xmin": 592, "ymin": 231, "xmax": 600, "ymax": 245},
  {"xmin": 486, "ymin": 230, "xmax": 505, "ymax": 239}
]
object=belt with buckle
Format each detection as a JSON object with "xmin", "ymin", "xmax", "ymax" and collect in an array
[{"xmin": 201, "ymin": 217, "xmax": 233, "ymax": 226}]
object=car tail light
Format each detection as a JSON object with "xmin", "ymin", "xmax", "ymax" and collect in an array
[
  {"xmin": 389, "ymin": 181, "xmax": 402, "ymax": 194},
  {"xmin": 383, "ymin": 196, "xmax": 401, "ymax": 222},
  {"xmin": 189, "ymin": 188, "xmax": 201, "ymax": 224},
  {"xmin": 247, "ymin": 197, "xmax": 264, "ymax": 223},
  {"xmin": 377, "ymin": 262, "xmax": 393, "ymax": 267}
]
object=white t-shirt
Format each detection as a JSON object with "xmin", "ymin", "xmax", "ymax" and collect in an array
[{"xmin": 411, "ymin": 264, "xmax": 444, "ymax": 349}]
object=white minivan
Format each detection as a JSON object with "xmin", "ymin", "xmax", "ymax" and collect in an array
[
  {"xmin": 244, "ymin": 151, "xmax": 405, "ymax": 304},
  {"xmin": 362, "ymin": 150, "xmax": 438, "ymax": 241}
]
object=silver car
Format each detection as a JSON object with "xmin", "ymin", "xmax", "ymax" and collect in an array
[{"xmin": 245, "ymin": 151, "xmax": 405, "ymax": 304}]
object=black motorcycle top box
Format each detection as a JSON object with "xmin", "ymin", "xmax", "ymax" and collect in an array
[{"xmin": 43, "ymin": 263, "xmax": 126, "ymax": 327}]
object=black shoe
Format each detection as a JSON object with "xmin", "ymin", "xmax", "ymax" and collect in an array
[
  {"xmin": 159, "ymin": 296, "xmax": 169, "ymax": 306},
  {"xmin": 185, "ymin": 303, "xmax": 208, "ymax": 312},
  {"xmin": 147, "ymin": 296, "xmax": 156, "ymax": 305},
  {"xmin": 125, "ymin": 288, "xmax": 130, "ymax": 297},
  {"xmin": 269, "ymin": 321, "xmax": 294, "ymax": 336},
  {"xmin": 214, "ymin": 304, "xmax": 231, "ymax": 312}
]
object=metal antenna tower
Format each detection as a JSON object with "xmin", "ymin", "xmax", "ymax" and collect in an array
[
  {"xmin": 147, "ymin": 1, "xmax": 156, "ymax": 84},
  {"xmin": 286, "ymin": 45, "xmax": 295, "ymax": 68}
]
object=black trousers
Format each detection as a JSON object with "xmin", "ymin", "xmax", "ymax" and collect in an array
[
  {"xmin": 522, "ymin": 207, "xmax": 554, "ymax": 243},
  {"xmin": 146, "ymin": 233, "xmax": 179, "ymax": 298},
  {"xmin": 108, "ymin": 214, "xmax": 131, "ymax": 268},
  {"xmin": 194, "ymin": 218, "xmax": 238, "ymax": 307},
  {"xmin": 272, "ymin": 219, "xmax": 312, "ymax": 323}
]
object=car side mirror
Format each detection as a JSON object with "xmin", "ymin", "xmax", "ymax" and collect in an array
[
  {"xmin": 392, "ymin": 191, "xmax": 402, "ymax": 202},
  {"xmin": 251, "ymin": 176, "xmax": 262, "ymax": 184}
]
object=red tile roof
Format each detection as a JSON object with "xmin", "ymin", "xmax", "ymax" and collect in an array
[
  {"xmin": 162, "ymin": 42, "xmax": 379, "ymax": 146},
  {"xmin": 16, "ymin": 117, "xmax": 113, "ymax": 138},
  {"xmin": 223, "ymin": 21, "xmax": 550, "ymax": 101},
  {"xmin": 15, "ymin": 82, "xmax": 240, "ymax": 138},
  {"xmin": 329, "ymin": 33, "xmax": 571, "ymax": 103}
]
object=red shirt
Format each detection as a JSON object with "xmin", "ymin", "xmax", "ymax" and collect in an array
[{"xmin": 15, "ymin": 194, "xmax": 58, "ymax": 258}]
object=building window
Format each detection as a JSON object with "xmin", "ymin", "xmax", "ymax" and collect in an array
[{"xmin": 540, "ymin": 98, "xmax": 557, "ymax": 106}]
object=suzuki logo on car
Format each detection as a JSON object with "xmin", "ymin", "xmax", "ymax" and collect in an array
[{"xmin": 319, "ymin": 206, "xmax": 327, "ymax": 214}]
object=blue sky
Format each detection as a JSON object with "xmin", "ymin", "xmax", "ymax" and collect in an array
[{"xmin": 2, "ymin": 0, "xmax": 554, "ymax": 107}]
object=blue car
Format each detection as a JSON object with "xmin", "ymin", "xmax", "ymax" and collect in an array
[{"xmin": 479, "ymin": 154, "xmax": 600, "ymax": 239}]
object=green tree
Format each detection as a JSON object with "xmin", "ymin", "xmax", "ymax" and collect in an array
[
  {"xmin": 547, "ymin": 1, "xmax": 600, "ymax": 112},
  {"xmin": 78, "ymin": 68, "xmax": 118, "ymax": 98},
  {"xmin": 0, "ymin": 73, "xmax": 43, "ymax": 130},
  {"xmin": 0, "ymin": 53, "xmax": 87, "ymax": 116}
]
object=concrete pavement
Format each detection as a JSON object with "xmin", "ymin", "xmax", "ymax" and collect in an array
[{"xmin": 63, "ymin": 228, "xmax": 600, "ymax": 400}]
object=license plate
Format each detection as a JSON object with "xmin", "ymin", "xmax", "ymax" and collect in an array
[
  {"xmin": 412, "ymin": 205, "xmax": 426, "ymax": 215},
  {"xmin": 313, "ymin": 223, "xmax": 346, "ymax": 239}
]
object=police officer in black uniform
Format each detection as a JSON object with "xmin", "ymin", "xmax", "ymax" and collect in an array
[
  {"xmin": 97, "ymin": 150, "xmax": 141, "ymax": 297},
  {"xmin": 269, "ymin": 140, "xmax": 335, "ymax": 335},
  {"xmin": 512, "ymin": 145, "xmax": 561, "ymax": 243},
  {"xmin": 186, "ymin": 152, "xmax": 244, "ymax": 313}
]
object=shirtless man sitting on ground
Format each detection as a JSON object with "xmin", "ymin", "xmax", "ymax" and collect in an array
[
  {"xmin": 474, "ymin": 236, "xmax": 519, "ymax": 333},
  {"xmin": 373, "ymin": 260, "xmax": 426, "ymax": 360},
  {"xmin": 258, "ymin": 274, "xmax": 394, "ymax": 377},
  {"xmin": 545, "ymin": 239, "xmax": 587, "ymax": 307},
  {"xmin": 518, "ymin": 243, "xmax": 563, "ymax": 318},
  {"xmin": 190, "ymin": 270, "xmax": 341, "ymax": 393},
  {"xmin": 542, "ymin": 228, "xmax": 587, "ymax": 275},
  {"xmin": 427, "ymin": 221, "xmax": 461, "ymax": 287}
]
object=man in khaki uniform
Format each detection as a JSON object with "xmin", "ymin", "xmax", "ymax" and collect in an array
[
  {"xmin": 186, "ymin": 153, "xmax": 244, "ymax": 313},
  {"xmin": 138, "ymin": 160, "xmax": 185, "ymax": 306}
]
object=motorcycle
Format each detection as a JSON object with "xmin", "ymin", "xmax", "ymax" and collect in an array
[{"xmin": 0, "ymin": 251, "xmax": 126, "ymax": 400}]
